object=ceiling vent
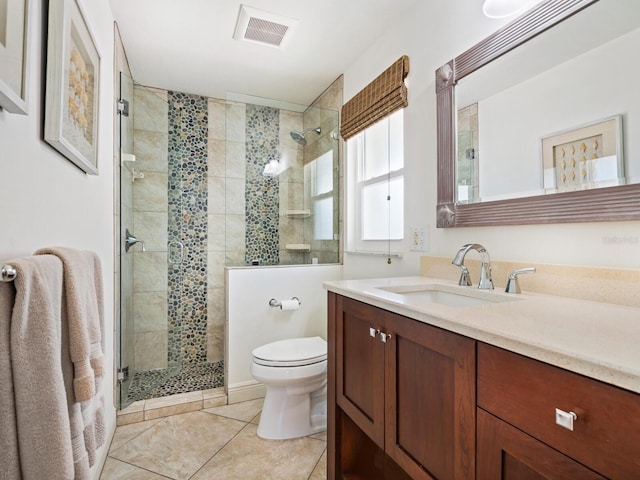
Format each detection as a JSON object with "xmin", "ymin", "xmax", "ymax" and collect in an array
[{"xmin": 233, "ymin": 5, "xmax": 299, "ymax": 48}]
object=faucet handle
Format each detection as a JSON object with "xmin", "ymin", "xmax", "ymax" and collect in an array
[
  {"xmin": 505, "ymin": 267, "xmax": 536, "ymax": 294},
  {"xmin": 454, "ymin": 265, "xmax": 472, "ymax": 286}
]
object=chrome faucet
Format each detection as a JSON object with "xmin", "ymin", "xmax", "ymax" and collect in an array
[{"xmin": 451, "ymin": 243, "xmax": 494, "ymax": 290}]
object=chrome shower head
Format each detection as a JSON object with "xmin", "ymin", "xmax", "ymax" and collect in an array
[{"xmin": 290, "ymin": 127, "xmax": 321, "ymax": 145}]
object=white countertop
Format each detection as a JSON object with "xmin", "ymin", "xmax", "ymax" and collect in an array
[{"xmin": 324, "ymin": 276, "xmax": 640, "ymax": 394}]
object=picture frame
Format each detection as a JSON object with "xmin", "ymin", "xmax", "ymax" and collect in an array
[
  {"xmin": 541, "ymin": 115, "xmax": 624, "ymax": 193},
  {"xmin": 44, "ymin": 0, "xmax": 100, "ymax": 175},
  {"xmin": 0, "ymin": 0, "xmax": 31, "ymax": 114}
]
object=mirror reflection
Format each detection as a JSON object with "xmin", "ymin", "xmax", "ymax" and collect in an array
[{"xmin": 454, "ymin": 0, "xmax": 640, "ymax": 204}]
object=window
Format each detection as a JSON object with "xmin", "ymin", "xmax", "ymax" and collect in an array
[
  {"xmin": 306, "ymin": 150, "xmax": 335, "ymax": 240},
  {"xmin": 347, "ymin": 109, "xmax": 404, "ymax": 253}
]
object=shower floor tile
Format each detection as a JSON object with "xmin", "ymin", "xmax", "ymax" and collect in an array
[
  {"xmin": 101, "ymin": 399, "xmax": 327, "ymax": 480},
  {"xmin": 126, "ymin": 361, "xmax": 224, "ymax": 403}
]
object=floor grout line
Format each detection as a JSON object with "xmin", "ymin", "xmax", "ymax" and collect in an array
[
  {"xmin": 307, "ymin": 445, "xmax": 328, "ymax": 480},
  {"xmin": 186, "ymin": 419, "xmax": 253, "ymax": 479}
]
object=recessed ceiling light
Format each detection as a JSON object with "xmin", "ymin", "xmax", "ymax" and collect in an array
[{"xmin": 233, "ymin": 5, "xmax": 299, "ymax": 48}]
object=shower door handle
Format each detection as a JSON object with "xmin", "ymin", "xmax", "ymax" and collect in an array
[{"xmin": 168, "ymin": 241, "xmax": 185, "ymax": 264}]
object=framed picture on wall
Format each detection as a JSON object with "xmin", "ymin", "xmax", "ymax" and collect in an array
[
  {"xmin": 0, "ymin": 0, "xmax": 31, "ymax": 114},
  {"xmin": 44, "ymin": 0, "xmax": 100, "ymax": 175}
]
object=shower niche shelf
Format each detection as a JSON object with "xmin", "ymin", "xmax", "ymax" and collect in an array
[
  {"xmin": 285, "ymin": 243, "xmax": 311, "ymax": 252},
  {"xmin": 285, "ymin": 209, "xmax": 311, "ymax": 218}
]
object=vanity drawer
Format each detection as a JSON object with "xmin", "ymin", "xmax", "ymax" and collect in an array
[{"xmin": 477, "ymin": 343, "xmax": 640, "ymax": 479}]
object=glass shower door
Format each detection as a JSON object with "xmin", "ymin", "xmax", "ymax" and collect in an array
[{"xmin": 118, "ymin": 72, "xmax": 135, "ymax": 408}]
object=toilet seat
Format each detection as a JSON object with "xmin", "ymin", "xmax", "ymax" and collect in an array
[{"xmin": 252, "ymin": 336, "xmax": 327, "ymax": 367}]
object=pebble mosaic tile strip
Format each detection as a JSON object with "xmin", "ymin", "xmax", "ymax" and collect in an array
[
  {"xmin": 167, "ymin": 91, "xmax": 209, "ymax": 365},
  {"xmin": 126, "ymin": 361, "xmax": 224, "ymax": 402},
  {"xmin": 245, "ymin": 104, "xmax": 280, "ymax": 265}
]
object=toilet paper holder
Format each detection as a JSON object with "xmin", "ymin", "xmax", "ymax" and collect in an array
[{"xmin": 269, "ymin": 297, "xmax": 301, "ymax": 309}]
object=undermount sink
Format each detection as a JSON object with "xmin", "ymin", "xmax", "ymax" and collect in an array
[{"xmin": 375, "ymin": 283, "xmax": 518, "ymax": 308}]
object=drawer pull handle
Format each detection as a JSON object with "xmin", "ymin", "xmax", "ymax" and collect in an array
[
  {"xmin": 555, "ymin": 408, "xmax": 578, "ymax": 431},
  {"xmin": 369, "ymin": 327, "xmax": 380, "ymax": 338},
  {"xmin": 380, "ymin": 332, "xmax": 392, "ymax": 343}
]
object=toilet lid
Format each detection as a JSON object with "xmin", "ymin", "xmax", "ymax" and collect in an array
[{"xmin": 252, "ymin": 336, "xmax": 327, "ymax": 367}]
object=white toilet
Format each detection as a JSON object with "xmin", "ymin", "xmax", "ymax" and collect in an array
[{"xmin": 250, "ymin": 336, "xmax": 327, "ymax": 440}]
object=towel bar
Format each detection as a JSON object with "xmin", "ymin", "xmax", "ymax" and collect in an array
[{"xmin": 1, "ymin": 264, "xmax": 17, "ymax": 282}]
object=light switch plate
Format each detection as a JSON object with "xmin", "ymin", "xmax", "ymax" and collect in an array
[{"xmin": 410, "ymin": 226, "xmax": 428, "ymax": 251}]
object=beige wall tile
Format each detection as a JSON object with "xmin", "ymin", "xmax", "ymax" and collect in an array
[
  {"xmin": 133, "ymin": 211, "xmax": 168, "ymax": 252},
  {"xmin": 225, "ymin": 215, "xmax": 245, "ymax": 262},
  {"xmin": 225, "ymin": 102, "xmax": 246, "ymax": 143},
  {"xmin": 133, "ymin": 172, "xmax": 168, "ymax": 212},
  {"xmin": 133, "ymin": 252, "xmax": 167, "ymax": 293},
  {"xmin": 207, "ymin": 176, "xmax": 226, "ymax": 215},
  {"xmin": 133, "ymin": 130, "xmax": 168, "ymax": 173},
  {"xmin": 420, "ymin": 256, "xmax": 640, "ymax": 308},
  {"xmin": 225, "ymin": 141, "xmax": 246, "ymax": 179},
  {"xmin": 225, "ymin": 178, "xmax": 246, "ymax": 215},
  {"xmin": 208, "ymin": 139, "xmax": 226, "ymax": 177},
  {"xmin": 134, "ymin": 291, "xmax": 168, "ymax": 333},
  {"xmin": 207, "ymin": 252, "xmax": 225, "ymax": 289},
  {"xmin": 133, "ymin": 87, "xmax": 168, "ymax": 133},
  {"xmin": 207, "ymin": 214, "xmax": 225, "ymax": 251},
  {"xmin": 208, "ymin": 98, "xmax": 226, "ymax": 141},
  {"xmin": 134, "ymin": 331, "xmax": 167, "ymax": 371}
]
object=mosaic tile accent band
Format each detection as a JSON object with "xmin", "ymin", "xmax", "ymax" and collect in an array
[
  {"xmin": 167, "ymin": 91, "xmax": 209, "ymax": 364},
  {"xmin": 245, "ymin": 105, "xmax": 280, "ymax": 265}
]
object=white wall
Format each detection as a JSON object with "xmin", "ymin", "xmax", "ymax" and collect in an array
[
  {"xmin": 342, "ymin": 0, "xmax": 640, "ymax": 279},
  {"xmin": 226, "ymin": 264, "xmax": 342, "ymax": 402},
  {"xmin": 0, "ymin": 0, "xmax": 116, "ymax": 477}
]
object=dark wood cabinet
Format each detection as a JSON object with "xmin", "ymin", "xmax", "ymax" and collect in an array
[
  {"xmin": 477, "ymin": 409, "xmax": 606, "ymax": 480},
  {"xmin": 478, "ymin": 343, "xmax": 640, "ymax": 479},
  {"xmin": 330, "ymin": 293, "xmax": 476, "ymax": 480},
  {"xmin": 328, "ymin": 292, "xmax": 640, "ymax": 480}
]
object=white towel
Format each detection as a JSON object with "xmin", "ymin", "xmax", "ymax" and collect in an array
[{"xmin": 1, "ymin": 255, "xmax": 76, "ymax": 479}]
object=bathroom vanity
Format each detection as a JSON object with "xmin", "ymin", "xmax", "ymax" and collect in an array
[{"xmin": 324, "ymin": 277, "xmax": 640, "ymax": 480}]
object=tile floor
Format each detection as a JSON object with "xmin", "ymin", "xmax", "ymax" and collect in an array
[{"xmin": 101, "ymin": 398, "xmax": 327, "ymax": 480}]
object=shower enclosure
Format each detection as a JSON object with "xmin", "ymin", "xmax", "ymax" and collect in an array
[{"xmin": 117, "ymin": 73, "xmax": 342, "ymax": 409}]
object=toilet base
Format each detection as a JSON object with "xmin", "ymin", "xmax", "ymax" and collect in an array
[{"xmin": 257, "ymin": 385, "xmax": 327, "ymax": 440}]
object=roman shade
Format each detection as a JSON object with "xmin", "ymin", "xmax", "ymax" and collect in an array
[{"xmin": 340, "ymin": 55, "xmax": 409, "ymax": 140}]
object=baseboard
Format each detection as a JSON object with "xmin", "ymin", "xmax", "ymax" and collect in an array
[{"xmin": 227, "ymin": 380, "xmax": 266, "ymax": 404}]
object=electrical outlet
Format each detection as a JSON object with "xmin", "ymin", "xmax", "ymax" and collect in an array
[{"xmin": 410, "ymin": 226, "xmax": 428, "ymax": 251}]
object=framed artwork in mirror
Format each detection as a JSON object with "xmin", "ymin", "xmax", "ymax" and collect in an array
[
  {"xmin": 0, "ymin": 0, "xmax": 31, "ymax": 114},
  {"xmin": 44, "ymin": 0, "xmax": 100, "ymax": 175},
  {"xmin": 542, "ymin": 115, "xmax": 623, "ymax": 193}
]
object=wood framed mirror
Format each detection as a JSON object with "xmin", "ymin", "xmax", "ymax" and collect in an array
[{"xmin": 435, "ymin": 0, "xmax": 640, "ymax": 227}]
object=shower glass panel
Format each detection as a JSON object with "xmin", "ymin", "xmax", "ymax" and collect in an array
[{"xmin": 118, "ymin": 72, "xmax": 134, "ymax": 407}]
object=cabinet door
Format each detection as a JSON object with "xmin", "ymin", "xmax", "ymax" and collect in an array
[
  {"xmin": 385, "ymin": 313, "xmax": 476, "ymax": 480},
  {"xmin": 335, "ymin": 296, "xmax": 386, "ymax": 447},
  {"xmin": 477, "ymin": 409, "xmax": 606, "ymax": 480}
]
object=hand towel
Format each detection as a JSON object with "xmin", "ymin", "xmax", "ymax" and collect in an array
[
  {"xmin": 35, "ymin": 247, "xmax": 105, "ymax": 403},
  {"xmin": 35, "ymin": 247, "xmax": 106, "ymax": 470}
]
